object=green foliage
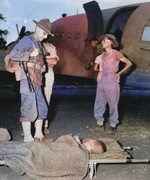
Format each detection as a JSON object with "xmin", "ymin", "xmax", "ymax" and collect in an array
[{"xmin": 0, "ymin": 13, "xmax": 8, "ymax": 50}]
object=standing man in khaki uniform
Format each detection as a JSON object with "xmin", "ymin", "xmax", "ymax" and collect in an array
[{"xmin": 8, "ymin": 19, "xmax": 54, "ymax": 142}]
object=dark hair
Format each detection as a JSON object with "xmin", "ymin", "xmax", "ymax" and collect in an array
[
  {"xmin": 100, "ymin": 140, "xmax": 107, "ymax": 153},
  {"xmin": 90, "ymin": 37, "xmax": 98, "ymax": 42},
  {"xmin": 91, "ymin": 140, "xmax": 107, "ymax": 154}
]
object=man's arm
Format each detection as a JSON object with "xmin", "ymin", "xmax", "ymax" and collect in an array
[
  {"xmin": 94, "ymin": 63, "xmax": 99, "ymax": 71},
  {"xmin": 46, "ymin": 57, "xmax": 58, "ymax": 66},
  {"xmin": 43, "ymin": 43, "xmax": 59, "ymax": 66},
  {"xmin": 116, "ymin": 56, "xmax": 132, "ymax": 82},
  {"xmin": 4, "ymin": 54, "xmax": 21, "ymax": 73},
  {"xmin": 10, "ymin": 36, "xmax": 34, "ymax": 61}
]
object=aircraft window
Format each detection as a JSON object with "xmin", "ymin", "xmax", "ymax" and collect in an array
[
  {"xmin": 141, "ymin": 27, "xmax": 150, "ymax": 41},
  {"xmin": 75, "ymin": 35, "xmax": 78, "ymax": 41},
  {"xmin": 61, "ymin": 33, "xmax": 64, "ymax": 40},
  {"xmin": 67, "ymin": 34, "xmax": 71, "ymax": 41}
]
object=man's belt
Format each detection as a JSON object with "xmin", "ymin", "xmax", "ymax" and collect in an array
[{"xmin": 27, "ymin": 62, "xmax": 45, "ymax": 73}]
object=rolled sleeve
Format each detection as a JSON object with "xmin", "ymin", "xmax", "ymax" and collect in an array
[
  {"xmin": 10, "ymin": 36, "xmax": 34, "ymax": 62},
  {"xmin": 43, "ymin": 43, "xmax": 59, "ymax": 61},
  {"xmin": 95, "ymin": 55, "xmax": 101, "ymax": 64}
]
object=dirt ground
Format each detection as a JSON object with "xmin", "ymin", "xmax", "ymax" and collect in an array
[{"xmin": 0, "ymin": 75, "xmax": 150, "ymax": 180}]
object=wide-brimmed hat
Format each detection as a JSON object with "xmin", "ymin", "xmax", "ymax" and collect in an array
[
  {"xmin": 33, "ymin": 19, "xmax": 54, "ymax": 36},
  {"xmin": 98, "ymin": 34, "xmax": 119, "ymax": 47}
]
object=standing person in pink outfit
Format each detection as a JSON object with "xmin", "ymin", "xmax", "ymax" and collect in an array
[{"xmin": 91, "ymin": 34, "xmax": 132, "ymax": 135}]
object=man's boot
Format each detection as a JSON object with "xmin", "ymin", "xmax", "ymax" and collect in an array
[
  {"xmin": 107, "ymin": 126, "xmax": 117, "ymax": 135},
  {"xmin": 21, "ymin": 122, "xmax": 34, "ymax": 142}
]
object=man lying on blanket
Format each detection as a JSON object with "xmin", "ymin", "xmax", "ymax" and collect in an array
[{"xmin": 0, "ymin": 133, "xmax": 106, "ymax": 180}]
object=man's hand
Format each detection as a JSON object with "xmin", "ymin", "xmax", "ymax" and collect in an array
[
  {"xmin": 13, "ymin": 65, "xmax": 21, "ymax": 72},
  {"xmin": 115, "ymin": 73, "xmax": 120, "ymax": 82},
  {"xmin": 30, "ymin": 48, "xmax": 39, "ymax": 57},
  {"xmin": 46, "ymin": 57, "xmax": 58, "ymax": 65},
  {"xmin": 89, "ymin": 62, "xmax": 93, "ymax": 66}
]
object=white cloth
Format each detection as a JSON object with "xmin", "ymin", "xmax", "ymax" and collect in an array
[
  {"xmin": 95, "ymin": 55, "xmax": 102, "ymax": 71},
  {"xmin": 44, "ymin": 66, "xmax": 54, "ymax": 104},
  {"xmin": 0, "ymin": 128, "xmax": 11, "ymax": 142}
]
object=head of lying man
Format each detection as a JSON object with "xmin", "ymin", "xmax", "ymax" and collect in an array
[{"xmin": 82, "ymin": 138, "xmax": 107, "ymax": 154}]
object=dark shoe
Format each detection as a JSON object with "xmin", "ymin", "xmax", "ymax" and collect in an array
[
  {"xmin": 85, "ymin": 65, "xmax": 92, "ymax": 70},
  {"xmin": 107, "ymin": 126, "xmax": 116, "ymax": 135},
  {"xmin": 90, "ymin": 125, "xmax": 104, "ymax": 132}
]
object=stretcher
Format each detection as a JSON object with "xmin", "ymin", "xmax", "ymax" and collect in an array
[
  {"xmin": 0, "ymin": 138, "xmax": 149, "ymax": 179},
  {"xmin": 88, "ymin": 138, "xmax": 149, "ymax": 180}
]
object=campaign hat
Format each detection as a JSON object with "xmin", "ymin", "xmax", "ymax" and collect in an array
[
  {"xmin": 98, "ymin": 34, "xmax": 119, "ymax": 47},
  {"xmin": 33, "ymin": 19, "xmax": 54, "ymax": 36}
]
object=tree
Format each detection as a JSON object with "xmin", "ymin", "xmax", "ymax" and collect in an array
[{"xmin": 0, "ymin": 13, "xmax": 8, "ymax": 50}]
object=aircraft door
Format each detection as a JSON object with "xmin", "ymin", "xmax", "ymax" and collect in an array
[
  {"xmin": 79, "ymin": 1, "xmax": 104, "ymax": 65},
  {"xmin": 104, "ymin": 7, "xmax": 138, "ymax": 50},
  {"xmin": 83, "ymin": 1, "xmax": 104, "ymax": 40}
]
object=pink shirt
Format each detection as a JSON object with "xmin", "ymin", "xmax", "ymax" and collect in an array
[{"xmin": 101, "ymin": 50, "xmax": 124, "ymax": 74}]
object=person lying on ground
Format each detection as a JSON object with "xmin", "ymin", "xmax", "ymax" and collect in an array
[{"xmin": 0, "ymin": 134, "xmax": 106, "ymax": 180}]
